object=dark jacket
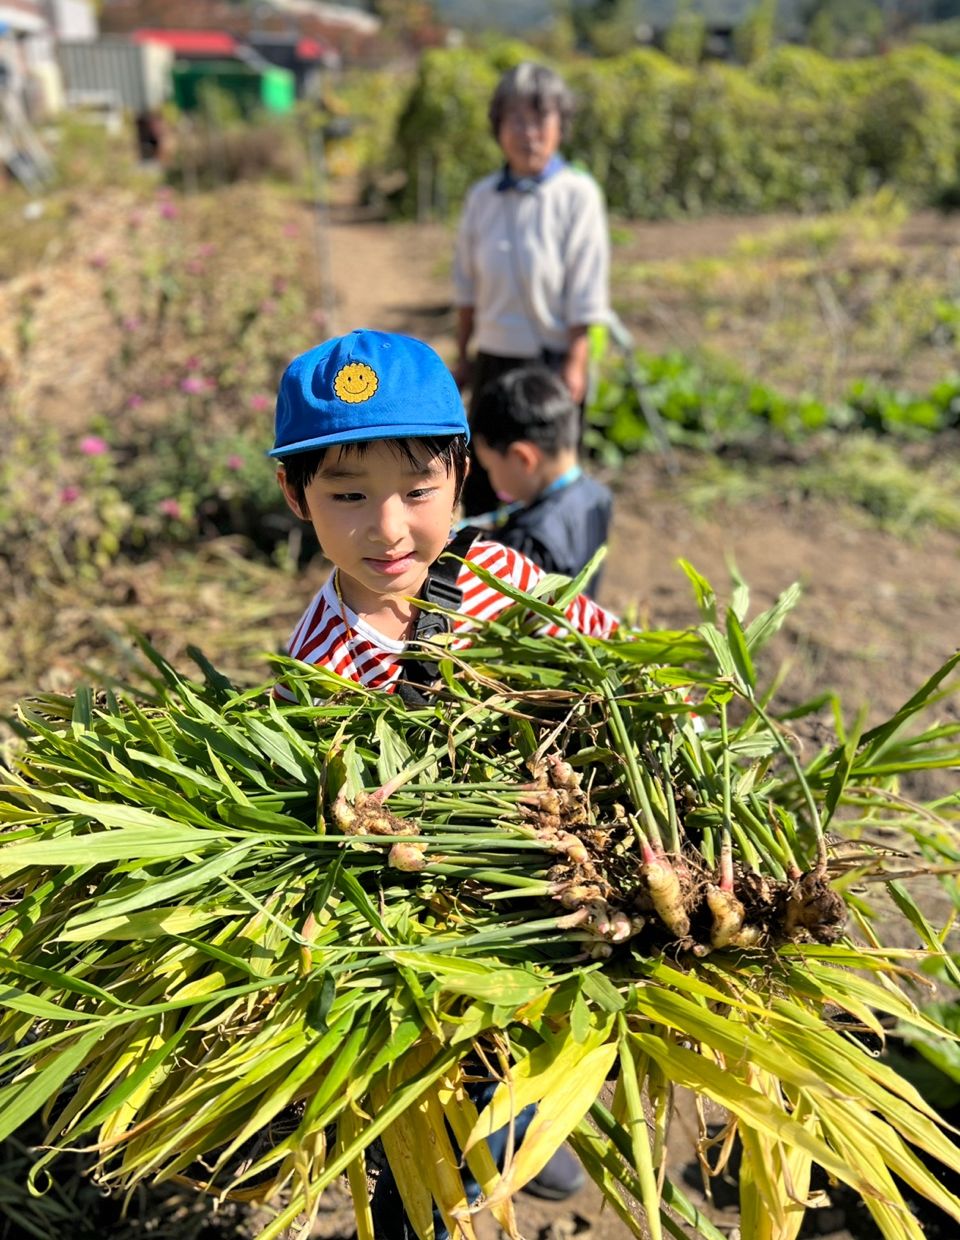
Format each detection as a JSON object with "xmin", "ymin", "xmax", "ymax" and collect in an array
[{"xmin": 496, "ymin": 473, "xmax": 613, "ymax": 597}]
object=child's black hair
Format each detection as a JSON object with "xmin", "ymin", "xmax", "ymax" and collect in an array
[
  {"xmin": 280, "ymin": 435, "xmax": 469, "ymax": 515},
  {"xmin": 471, "ymin": 366, "xmax": 578, "ymax": 455}
]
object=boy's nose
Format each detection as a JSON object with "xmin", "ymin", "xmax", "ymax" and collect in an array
[{"xmin": 371, "ymin": 497, "xmax": 406, "ymax": 544}]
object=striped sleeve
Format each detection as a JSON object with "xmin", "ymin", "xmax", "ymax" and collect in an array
[{"xmin": 457, "ymin": 540, "xmax": 618, "ymax": 638}]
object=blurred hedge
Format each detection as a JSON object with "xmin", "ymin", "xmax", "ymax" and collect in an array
[{"xmin": 385, "ymin": 43, "xmax": 960, "ymax": 218}]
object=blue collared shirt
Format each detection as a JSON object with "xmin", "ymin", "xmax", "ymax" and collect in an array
[{"xmin": 495, "ymin": 155, "xmax": 566, "ymax": 194}]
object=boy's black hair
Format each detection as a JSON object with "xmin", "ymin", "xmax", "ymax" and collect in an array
[
  {"xmin": 280, "ymin": 435, "xmax": 469, "ymax": 515},
  {"xmin": 471, "ymin": 366, "xmax": 579, "ymax": 456}
]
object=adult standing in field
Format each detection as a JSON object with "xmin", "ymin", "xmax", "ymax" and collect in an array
[{"xmin": 452, "ymin": 61, "xmax": 611, "ymax": 515}]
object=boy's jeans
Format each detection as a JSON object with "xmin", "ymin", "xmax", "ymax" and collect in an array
[{"xmin": 369, "ymin": 1080, "xmax": 536, "ymax": 1240}]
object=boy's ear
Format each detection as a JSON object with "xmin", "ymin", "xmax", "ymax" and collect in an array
[
  {"xmin": 276, "ymin": 464, "xmax": 307, "ymax": 521},
  {"xmin": 509, "ymin": 440, "xmax": 542, "ymax": 472}
]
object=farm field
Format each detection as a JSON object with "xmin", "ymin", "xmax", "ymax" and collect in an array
[
  {"xmin": 3, "ymin": 174, "xmax": 959, "ymax": 731},
  {"xmin": 1, "ymin": 149, "xmax": 959, "ymax": 1240}
]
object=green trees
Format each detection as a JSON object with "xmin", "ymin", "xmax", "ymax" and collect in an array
[
  {"xmin": 571, "ymin": 0, "xmax": 641, "ymax": 55},
  {"xmin": 805, "ymin": 0, "xmax": 890, "ymax": 54},
  {"xmin": 382, "ymin": 43, "xmax": 960, "ymax": 217},
  {"xmin": 663, "ymin": 0, "xmax": 707, "ymax": 65},
  {"xmin": 734, "ymin": 0, "xmax": 778, "ymax": 63}
]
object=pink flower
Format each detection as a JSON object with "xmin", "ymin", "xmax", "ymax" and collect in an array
[
  {"xmin": 89, "ymin": 253, "xmax": 108, "ymax": 270},
  {"xmin": 79, "ymin": 435, "xmax": 109, "ymax": 457},
  {"xmin": 259, "ymin": 299, "xmax": 278, "ymax": 316},
  {"xmin": 272, "ymin": 276, "xmax": 287, "ymax": 296},
  {"xmin": 185, "ymin": 356, "xmax": 201, "ymax": 371},
  {"xmin": 122, "ymin": 316, "xmax": 142, "ymax": 333},
  {"xmin": 186, "ymin": 259, "xmax": 205, "ymax": 275},
  {"xmin": 282, "ymin": 222, "xmax": 299, "ymax": 238},
  {"xmin": 180, "ymin": 375, "xmax": 207, "ymax": 395},
  {"xmin": 126, "ymin": 393, "xmax": 144, "ymax": 409},
  {"xmin": 311, "ymin": 309, "xmax": 328, "ymax": 330},
  {"xmin": 158, "ymin": 498, "xmax": 183, "ymax": 519},
  {"xmin": 227, "ymin": 454, "xmax": 244, "ymax": 471},
  {"xmin": 249, "ymin": 393, "xmax": 271, "ymax": 412},
  {"xmin": 197, "ymin": 242, "xmax": 217, "ymax": 258},
  {"xmin": 60, "ymin": 485, "xmax": 81, "ymax": 504},
  {"xmin": 159, "ymin": 201, "xmax": 178, "ymax": 220}
]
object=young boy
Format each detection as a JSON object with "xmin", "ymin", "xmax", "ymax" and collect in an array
[
  {"xmin": 271, "ymin": 328, "xmax": 609, "ymax": 1233},
  {"xmin": 469, "ymin": 364, "xmax": 613, "ymax": 597},
  {"xmin": 272, "ymin": 329, "xmax": 617, "ymax": 699}
]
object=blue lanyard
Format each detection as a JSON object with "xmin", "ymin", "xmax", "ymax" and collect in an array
[
  {"xmin": 456, "ymin": 465, "xmax": 582, "ymax": 533},
  {"xmin": 541, "ymin": 464, "xmax": 582, "ymax": 496}
]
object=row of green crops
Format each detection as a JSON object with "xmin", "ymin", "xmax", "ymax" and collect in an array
[
  {"xmin": 1, "ymin": 563, "xmax": 959, "ymax": 1238},
  {"xmin": 585, "ymin": 345, "xmax": 960, "ymax": 462},
  {"xmin": 385, "ymin": 43, "xmax": 960, "ymax": 218}
]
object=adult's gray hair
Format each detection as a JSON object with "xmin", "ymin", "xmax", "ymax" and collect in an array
[{"xmin": 488, "ymin": 62, "xmax": 576, "ymax": 140}]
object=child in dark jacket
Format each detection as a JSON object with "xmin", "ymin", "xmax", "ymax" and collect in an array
[{"xmin": 469, "ymin": 364, "xmax": 613, "ymax": 597}]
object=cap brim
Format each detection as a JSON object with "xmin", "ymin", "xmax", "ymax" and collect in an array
[{"xmin": 268, "ymin": 420, "xmax": 470, "ymax": 457}]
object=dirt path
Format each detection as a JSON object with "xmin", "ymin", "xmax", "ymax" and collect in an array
[
  {"xmin": 322, "ymin": 193, "xmax": 454, "ymax": 347},
  {"xmin": 318, "ymin": 197, "xmax": 798, "ymax": 356}
]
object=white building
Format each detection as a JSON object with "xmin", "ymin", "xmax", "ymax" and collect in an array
[{"xmin": 1, "ymin": 1, "xmax": 97, "ymax": 115}]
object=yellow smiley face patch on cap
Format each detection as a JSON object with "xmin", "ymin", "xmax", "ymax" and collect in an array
[{"xmin": 334, "ymin": 362, "xmax": 379, "ymax": 404}]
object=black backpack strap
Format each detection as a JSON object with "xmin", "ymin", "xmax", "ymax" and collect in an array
[{"xmin": 395, "ymin": 525, "xmax": 479, "ymax": 707}]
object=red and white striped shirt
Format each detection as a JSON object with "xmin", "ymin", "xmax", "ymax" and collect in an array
[{"xmin": 281, "ymin": 538, "xmax": 617, "ymax": 694}]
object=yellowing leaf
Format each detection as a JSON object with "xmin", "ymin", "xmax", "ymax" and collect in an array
[
  {"xmin": 59, "ymin": 906, "xmax": 221, "ymax": 942},
  {"xmin": 436, "ymin": 1073, "xmax": 521, "ymax": 1240},
  {"xmin": 481, "ymin": 1040, "xmax": 616, "ymax": 1206},
  {"xmin": 339, "ymin": 1106, "xmax": 375, "ymax": 1240},
  {"xmin": 465, "ymin": 1021, "xmax": 614, "ymax": 1155},
  {"xmin": 820, "ymin": 1106, "xmax": 926, "ymax": 1240},
  {"xmin": 632, "ymin": 1032, "xmax": 867, "ymax": 1196}
]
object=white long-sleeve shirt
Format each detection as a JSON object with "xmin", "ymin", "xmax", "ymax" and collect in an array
[{"xmin": 453, "ymin": 163, "xmax": 610, "ymax": 358}]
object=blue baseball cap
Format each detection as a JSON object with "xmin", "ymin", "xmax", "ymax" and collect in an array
[{"xmin": 269, "ymin": 329, "xmax": 469, "ymax": 458}]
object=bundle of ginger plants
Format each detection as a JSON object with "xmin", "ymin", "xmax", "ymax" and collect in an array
[{"xmin": 0, "ymin": 561, "xmax": 959, "ymax": 1240}]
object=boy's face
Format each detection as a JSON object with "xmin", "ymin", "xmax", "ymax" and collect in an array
[
  {"xmin": 473, "ymin": 436, "xmax": 541, "ymax": 506},
  {"xmin": 278, "ymin": 440, "xmax": 459, "ymax": 618}
]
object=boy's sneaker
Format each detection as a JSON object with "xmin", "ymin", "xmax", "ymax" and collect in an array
[{"xmin": 523, "ymin": 1144, "xmax": 586, "ymax": 1201}]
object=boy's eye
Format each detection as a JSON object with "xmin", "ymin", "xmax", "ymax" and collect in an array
[
  {"xmin": 408, "ymin": 487, "xmax": 436, "ymax": 500},
  {"xmin": 332, "ymin": 492, "xmax": 364, "ymax": 503}
]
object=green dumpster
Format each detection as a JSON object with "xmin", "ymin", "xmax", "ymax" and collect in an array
[{"xmin": 172, "ymin": 60, "xmax": 295, "ymax": 116}]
